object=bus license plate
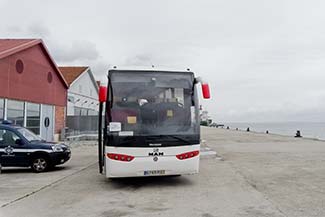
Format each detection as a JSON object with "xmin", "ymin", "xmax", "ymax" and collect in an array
[{"xmin": 144, "ymin": 170, "xmax": 165, "ymax": 176}]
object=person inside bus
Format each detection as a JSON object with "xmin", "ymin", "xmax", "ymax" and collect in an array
[
  {"xmin": 139, "ymin": 96, "xmax": 159, "ymax": 127},
  {"xmin": 137, "ymin": 98, "xmax": 148, "ymax": 106}
]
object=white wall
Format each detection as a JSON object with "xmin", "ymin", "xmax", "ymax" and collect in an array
[{"xmin": 67, "ymin": 70, "xmax": 99, "ymax": 116}]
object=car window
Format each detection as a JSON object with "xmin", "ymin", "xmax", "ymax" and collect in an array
[
  {"xmin": 0, "ymin": 129, "xmax": 21, "ymax": 147},
  {"xmin": 17, "ymin": 128, "xmax": 42, "ymax": 142},
  {"xmin": 0, "ymin": 129, "xmax": 3, "ymax": 147}
]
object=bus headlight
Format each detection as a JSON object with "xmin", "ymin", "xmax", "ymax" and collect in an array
[{"xmin": 52, "ymin": 144, "xmax": 64, "ymax": 152}]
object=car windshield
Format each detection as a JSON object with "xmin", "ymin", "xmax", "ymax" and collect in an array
[
  {"xmin": 109, "ymin": 70, "xmax": 200, "ymax": 136},
  {"xmin": 18, "ymin": 128, "xmax": 42, "ymax": 142}
]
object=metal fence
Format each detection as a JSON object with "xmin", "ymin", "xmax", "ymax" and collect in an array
[{"xmin": 65, "ymin": 115, "xmax": 100, "ymax": 139}]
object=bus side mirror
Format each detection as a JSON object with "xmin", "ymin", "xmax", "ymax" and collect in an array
[
  {"xmin": 201, "ymin": 83, "xmax": 210, "ymax": 99},
  {"xmin": 99, "ymin": 86, "xmax": 107, "ymax": 103}
]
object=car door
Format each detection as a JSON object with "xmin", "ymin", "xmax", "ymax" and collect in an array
[
  {"xmin": 0, "ymin": 128, "xmax": 14, "ymax": 166},
  {"xmin": 0, "ymin": 128, "xmax": 29, "ymax": 167}
]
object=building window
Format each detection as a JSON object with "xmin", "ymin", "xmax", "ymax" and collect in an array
[
  {"xmin": 68, "ymin": 95, "xmax": 74, "ymax": 103},
  {"xmin": 47, "ymin": 72, "xmax": 53, "ymax": 83},
  {"xmin": 15, "ymin": 59, "xmax": 24, "ymax": 74},
  {"xmin": 88, "ymin": 110, "xmax": 98, "ymax": 116},
  {"xmin": 0, "ymin": 98, "xmax": 4, "ymax": 121},
  {"xmin": 26, "ymin": 103, "xmax": 40, "ymax": 135},
  {"xmin": 74, "ymin": 107, "xmax": 81, "ymax": 116},
  {"xmin": 7, "ymin": 100, "xmax": 24, "ymax": 126},
  {"xmin": 81, "ymin": 108, "xmax": 88, "ymax": 116},
  {"xmin": 74, "ymin": 107, "xmax": 89, "ymax": 116}
]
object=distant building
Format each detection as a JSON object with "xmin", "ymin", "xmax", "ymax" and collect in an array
[
  {"xmin": 200, "ymin": 110, "xmax": 210, "ymax": 122},
  {"xmin": 0, "ymin": 39, "xmax": 68, "ymax": 141},
  {"xmin": 59, "ymin": 66, "xmax": 99, "ymax": 116}
]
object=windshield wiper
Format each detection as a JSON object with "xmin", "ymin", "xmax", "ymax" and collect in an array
[
  {"xmin": 165, "ymin": 135, "xmax": 192, "ymax": 144},
  {"xmin": 146, "ymin": 135, "xmax": 192, "ymax": 145}
]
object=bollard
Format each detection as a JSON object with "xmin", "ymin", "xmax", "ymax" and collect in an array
[
  {"xmin": 295, "ymin": 130, "xmax": 302, "ymax": 138},
  {"xmin": 266, "ymin": 130, "xmax": 269, "ymax": 134},
  {"xmin": 246, "ymin": 127, "xmax": 250, "ymax": 132}
]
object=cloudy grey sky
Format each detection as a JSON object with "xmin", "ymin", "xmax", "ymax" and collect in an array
[{"xmin": 1, "ymin": 0, "xmax": 325, "ymax": 122}]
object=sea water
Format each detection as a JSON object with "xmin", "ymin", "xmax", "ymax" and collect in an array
[{"xmin": 225, "ymin": 122, "xmax": 325, "ymax": 140}]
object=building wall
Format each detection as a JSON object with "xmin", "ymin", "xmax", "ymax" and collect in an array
[
  {"xmin": 55, "ymin": 106, "xmax": 65, "ymax": 133},
  {"xmin": 54, "ymin": 106, "xmax": 65, "ymax": 141},
  {"xmin": 67, "ymin": 70, "xmax": 98, "ymax": 116},
  {"xmin": 0, "ymin": 44, "xmax": 67, "ymax": 106},
  {"xmin": 0, "ymin": 44, "xmax": 67, "ymax": 141}
]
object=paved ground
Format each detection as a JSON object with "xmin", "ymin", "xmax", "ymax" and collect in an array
[{"xmin": 1, "ymin": 127, "xmax": 325, "ymax": 217}]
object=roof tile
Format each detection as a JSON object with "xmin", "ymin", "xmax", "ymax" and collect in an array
[{"xmin": 58, "ymin": 66, "xmax": 88, "ymax": 85}]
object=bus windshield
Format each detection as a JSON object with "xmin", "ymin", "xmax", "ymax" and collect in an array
[{"xmin": 109, "ymin": 70, "xmax": 200, "ymax": 138}]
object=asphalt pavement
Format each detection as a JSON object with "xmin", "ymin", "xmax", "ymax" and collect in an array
[{"xmin": 1, "ymin": 127, "xmax": 325, "ymax": 217}]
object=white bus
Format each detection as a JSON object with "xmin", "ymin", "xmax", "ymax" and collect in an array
[{"xmin": 98, "ymin": 67, "xmax": 210, "ymax": 178}]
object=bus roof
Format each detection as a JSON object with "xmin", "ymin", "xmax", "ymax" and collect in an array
[{"xmin": 108, "ymin": 66, "xmax": 194, "ymax": 74}]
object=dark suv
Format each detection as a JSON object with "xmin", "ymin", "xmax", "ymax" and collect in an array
[{"xmin": 0, "ymin": 121, "xmax": 71, "ymax": 172}]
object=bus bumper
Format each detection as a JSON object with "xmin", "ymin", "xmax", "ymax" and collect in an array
[{"xmin": 104, "ymin": 145, "xmax": 200, "ymax": 178}]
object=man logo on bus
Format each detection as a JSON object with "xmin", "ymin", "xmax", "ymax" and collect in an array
[{"xmin": 148, "ymin": 148, "xmax": 164, "ymax": 156}]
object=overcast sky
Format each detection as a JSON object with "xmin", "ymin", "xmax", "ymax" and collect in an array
[{"xmin": 1, "ymin": 0, "xmax": 325, "ymax": 122}]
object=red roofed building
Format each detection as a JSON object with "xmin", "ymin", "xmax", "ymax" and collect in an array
[{"xmin": 0, "ymin": 39, "xmax": 68, "ymax": 141}]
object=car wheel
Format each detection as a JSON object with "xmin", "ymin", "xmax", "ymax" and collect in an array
[{"xmin": 31, "ymin": 156, "xmax": 49, "ymax": 173}]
